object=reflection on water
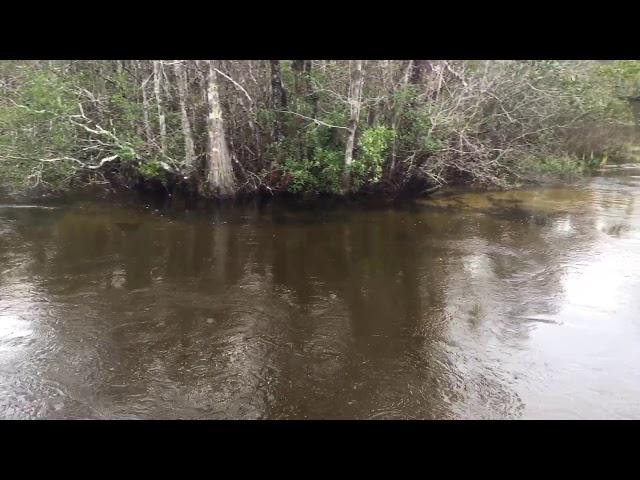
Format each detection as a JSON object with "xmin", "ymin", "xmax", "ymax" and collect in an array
[{"xmin": 1, "ymin": 164, "xmax": 640, "ymax": 419}]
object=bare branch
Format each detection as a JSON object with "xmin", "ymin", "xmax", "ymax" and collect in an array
[
  {"xmin": 275, "ymin": 110, "xmax": 349, "ymax": 130},
  {"xmin": 213, "ymin": 67, "xmax": 253, "ymax": 105}
]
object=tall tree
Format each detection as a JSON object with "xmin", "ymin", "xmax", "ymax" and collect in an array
[
  {"xmin": 270, "ymin": 60, "xmax": 287, "ymax": 142},
  {"xmin": 152, "ymin": 60, "xmax": 167, "ymax": 153},
  {"xmin": 389, "ymin": 60, "xmax": 414, "ymax": 174},
  {"xmin": 291, "ymin": 60, "xmax": 319, "ymax": 117},
  {"xmin": 270, "ymin": 60, "xmax": 287, "ymax": 109},
  {"xmin": 137, "ymin": 60, "xmax": 154, "ymax": 144},
  {"xmin": 342, "ymin": 60, "xmax": 365, "ymax": 193},
  {"xmin": 409, "ymin": 60, "xmax": 433, "ymax": 84},
  {"xmin": 291, "ymin": 60, "xmax": 309, "ymax": 94},
  {"xmin": 173, "ymin": 60, "xmax": 196, "ymax": 170},
  {"xmin": 205, "ymin": 61, "xmax": 235, "ymax": 197}
]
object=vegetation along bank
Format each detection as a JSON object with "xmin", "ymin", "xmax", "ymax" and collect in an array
[{"xmin": 1, "ymin": 60, "xmax": 639, "ymax": 202}]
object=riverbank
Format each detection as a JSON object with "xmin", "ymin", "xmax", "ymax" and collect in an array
[
  {"xmin": 3, "ymin": 60, "xmax": 638, "ymax": 207},
  {"xmin": 0, "ymin": 159, "xmax": 625, "ymax": 210}
]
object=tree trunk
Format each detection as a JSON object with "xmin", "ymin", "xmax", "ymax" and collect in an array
[
  {"xmin": 306, "ymin": 61, "xmax": 320, "ymax": 118},
  {"xmin": 409, "ymin": 60, "xmax": 433, "ymax": 85},
  {"xmin": 205, "ymin": 61, "xmax": 235, "ymax": 197},
  {"xmin": 270, "ymin": 60, "xmax": 287, "ymax": 142},
  {"xmin": 342, "ymin": 60, "xmax": 365, "ymax": 194},
  {"xmin": 138, "ymin": 60, "xmax": 154, "ymax": 145},
  {"xmin": 291, "ymin": 60, "xmax": 305, "ymax": 94},
  {"xmin": 152, "ymin": 60, "xmax": 167, "ymax": 153},
  {"xmin": 291, "ymin": 60, "xmax": 318, "ymax": 117},
  {"xmin": 629, "ymin": 97, "xmax": 640, "ymax": 130},
  {"xmin": 174, "ymin": 60, "xmax": 196, "ymax": 170},
  {"xmin": 389, "ymin": 60, "xmax": 414, "ymax": 174},
  {"xmin": 270, "ymin": 60, "xmax": 287, "ymax": 110}
]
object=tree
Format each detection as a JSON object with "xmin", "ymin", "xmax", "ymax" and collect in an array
[
  {"xmin": 137, "ymin": 60, "xmax": 154, "ymax": 144},
  {"xmin": 1, "ymin": 59, "xmax": 637, "ymax": 198},
  {"xmin": 409, "ymin": 60, "xmax": 433, "ymax": 85},
  {"xmin": 152, "ymin": 60, "xmax": 167, "ymax": 154},
  {"xmin": 174, "ymin": 60, "xmax": 196, "ymax": 170},
  {"xmin": 342, "ymin": 60, "xmax": 365, "ymax": 193},
  {"xmin": 205, "ymin": 61, "xmax": 235, "ymax": 197},
  {"xmin": 270, "ymin": 60, "xmax": 287, "ymax": 142},
  {"xmin": 388, "ymin": 60, "xmax": 414, "ymax": 174}
]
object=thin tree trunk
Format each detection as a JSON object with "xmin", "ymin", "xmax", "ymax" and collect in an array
[
  {"xmin": 174, "ymin": 60, "xmax": 196, "ymax": 170},
  {"xmin": 193, "ymin": 60, "xmax": 209, "ymax": 140},
  {"xmin": 161, "ymin": 62, "xmax": 172, "ymax": 102},
  {"xmin": 270, "ymin": 60, "xmax": 287, "ymax": 144},
  {"xmin": 389, "ymin": 60, "xmax": 414, "ymax": 174},
  {"xmin": 236, "ymin": 64, "xmax": 262, "ymax": 162},
  {"xmin": 629, "ymin": 97, "xmax": 640, "ymax": 130},
  {"xmin": 138, "ymin": 60, "xmax": 154, "ymax": 145},
  {"xmin": 342, "ymin": 60, "xmax": 365, "ymax": 194},
  {"xmin": 409, "ymin": 60, "xmax": 433, "ymax": 85},
  {"xmin": 194, "ymin": 60, "xmax": 209, "ymax": 104},
  {"xmin": 270, "ymin": 60, "xmax": 287, "ymax": 110},
  {"xmin": 153, "ymin": 60, "xmax": 167, "ymax": 153},
  {"xmin": 305, "ymin": 61, "xmax": 320, "ymax": 118},
  {"xmin": 205, "ymin": 61, "xmax": 235, "ymax": 197},
  {"xmin": 291, "ymin": 60, "xmax": 319, "ymax": 117},
  {"xmin": 388, "ymin": 60, "xmax": 432, "ymax": 176},
  {"xmin": 291, "ymin": 60, "xmax": 305, "ymax": 94}
]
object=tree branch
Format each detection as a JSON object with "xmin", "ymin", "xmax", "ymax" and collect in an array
[
  {"xmin": 275, "ymin": 110, "xmax": 349, "ymax": 130},
  {"xmin": 213, "ymin": 67, "xmax": 253, "ymax": 105}
]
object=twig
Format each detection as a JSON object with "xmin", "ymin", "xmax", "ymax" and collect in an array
[
  {"xmin": 213, "ymin": 67, "xmax": 253, "ymax": 105},
  {"xmin": 275, "ymin": 110, "xmax": 349, "ymax": 130}
]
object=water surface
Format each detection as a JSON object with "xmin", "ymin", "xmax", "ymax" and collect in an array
[{"xmin": 1, "ymin": 165, "xmax": 639, "ymax": 419}]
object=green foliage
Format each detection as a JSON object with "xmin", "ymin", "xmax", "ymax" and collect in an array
[
  {"xmin": 351, "ymin": 126, "xmax": 395, "ymax": 189},
  {"xmin": 394, "ymin": 95, "xmax": 448, "ymax": 161},
  {"xmin": 137, "ymin": 159, "xmax": 167, "ymax": 182},
  {"xmin": 256, "ymin": 107, "xmax": 277, "ymax": 132},
  {"xmin": 422, "ymin": 135, "xmax": 444, "ymax": 155},
  {"xmin": 520, "ymin": 152, "xmax": 608, "ymax": 177},
  {"xmin": 597, "ymin": 61, "xmax": 640, "ymax": 98},
  {"xmin": 2, "ymin": 60, "xmax": 639, "ymax": 198},
  {"xmin": 279, "ymin": 125, "xmax": 345, "ymax": 194},
  {"xmin": 264, "ymin": 72, "xmax": 350, "ymax": 194},
  {"xmin": 108, "ymin": 73, "xmax": 145, "ymax": 137},
  {"xmin": 0, "ymin": 63, "xmax": 151, "ymax": 193},
  {"xmin": 262, "ymin": 60, "xmax": 640, "ymax": 193},
  {"xmin": 0, "ymin": 67, "xmax": 80, "ymax": 190},
  {"xmin": 117, "ymin": 145, "xmax": 137, "ymax": 162},
  {"xmin": 525, "ymin": 156, "xmax": 585, "ymax": 175}
]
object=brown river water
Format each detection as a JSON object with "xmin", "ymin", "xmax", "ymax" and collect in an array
[{"xmin": 1, "ymin": 164, "xmax": 639, "ymax": 419}]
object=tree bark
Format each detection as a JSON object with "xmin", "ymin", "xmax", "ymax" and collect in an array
[
  {"xmin": 270, "ymin": 60, "xmax": 287, "ymax": 143},
  {"xmin": 270, "ymin": 60, "xmax": 287, "ymax": 110},
  {"xmin": 291, "ymin": 60, "xmax": 319, "ymax": 117},
  {"xmin": 174, "ymin": 60, "xmax": 196, "ymax": 170},
  {"xmin": 306, "ymin": 61, "xmax": 320, "ymax": 118},
  {"xmin": 409, "ymin": 60, "xmax": 433, "ymax": 84},
  {"xmin": 137, "ymin": 60, "xmax": 154, "ymax": 145},
  {"xmin": 342, "ymin": 60, "xmax": 365, "ymax": 194},
  {"xmin": 291, "ymin": 60, "xmax": 305, "ymax": 94},
  {"xmin": 152, "ymin": 60, "xmax": 167, "ymax": 153},
  {"xmin": 205, "ymin": 61, "xmax": 235, "ymax": 197},
  {"xmin": 389, "ymin": 60, "xmax": 414, "ymax": 174}
]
